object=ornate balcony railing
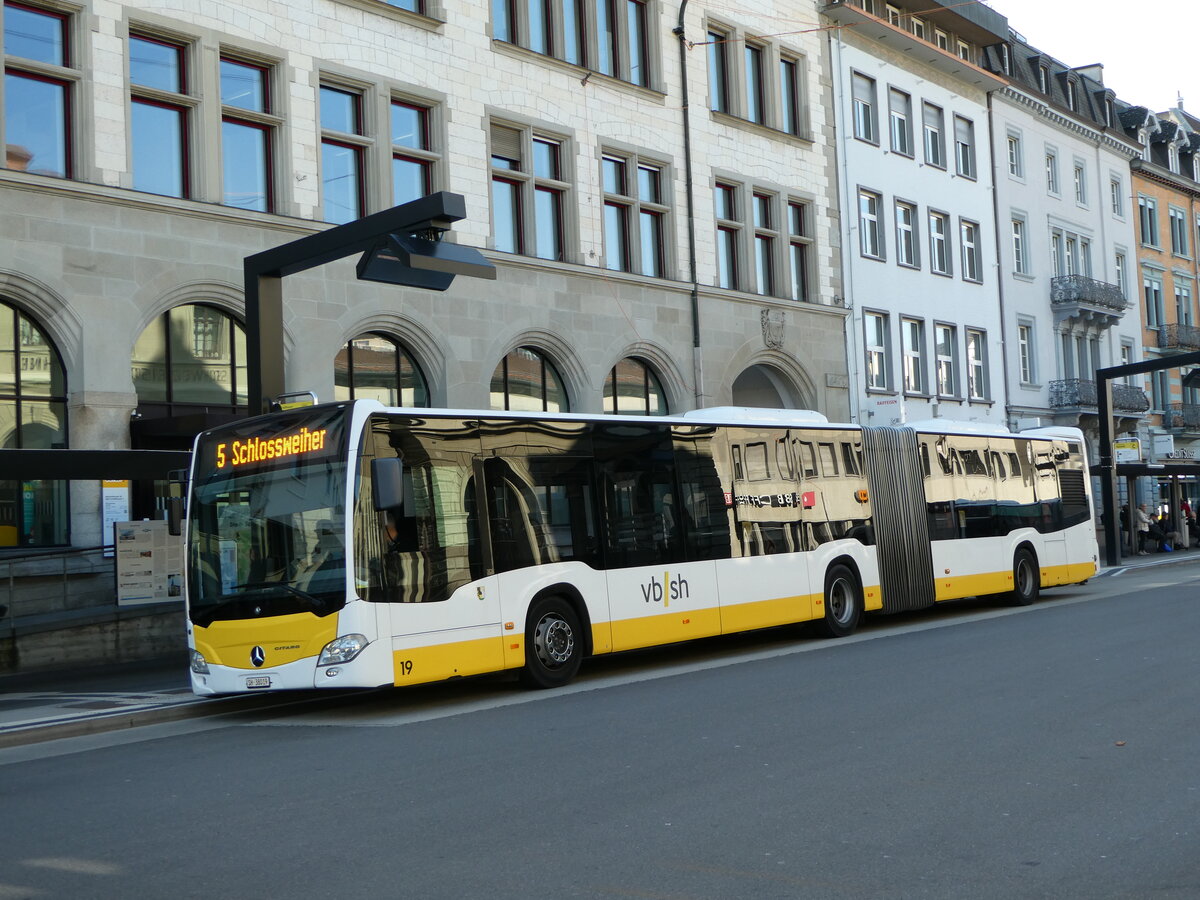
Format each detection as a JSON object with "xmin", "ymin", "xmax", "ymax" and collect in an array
[
  {"xmin": 1050, "ymin": 276, "xmax": 1128, "ymax": 328},
  {"xmin": 1167, "ymin": 402, "xmax": 1200, "ymax": 430},
  {"xmin": 1157, "ymin": 323, "xmax": 1200, "ymax": 352},
  {"xmin": 1049, "ymin": 379, "xmax": 1150, "ymax": 414}
]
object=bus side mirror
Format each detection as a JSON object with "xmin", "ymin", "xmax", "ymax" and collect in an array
[{"xmin": 372, "ymin": 458, "xmax": 404, "ymax": 511}]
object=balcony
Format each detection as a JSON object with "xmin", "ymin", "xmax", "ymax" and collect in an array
[
  {"xmin": 820, "ymin": 1, "xmax": 1007, "ymax": 90},
  {"xmin": 1050, "ymin": 276, "xmax": 1129, "ymax": 328},
  {"xmin": 1167, "ymin": 402, "xmax": 1200, "ymax": 433},
  {"xmin": 1156, "ymin": 323, "xmax": 1200, "ymax": 352},
  {"xmin": 1049, "ymin": 379, "xmax": 1150, "ymax": 414}
]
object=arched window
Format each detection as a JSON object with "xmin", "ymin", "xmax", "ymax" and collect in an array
[
  {"xmin": 334, "ymin": 333, "xmax": 429, "ymax": 407},
  {"xmin": 0, "ymin": 301, "xmax": 68, "ymax": 546},
  {"xmin": 131, "ymin": 304, "xmax": 247, "ymax": 412},
  {"xmin": 604, "ymin": 357, "xmax": 667, "ymax": 415},
  {"xmin": 490, "ymin": 347, "xmax": 569, "ymax": 412}
]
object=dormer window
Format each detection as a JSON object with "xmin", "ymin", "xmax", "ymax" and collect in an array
[
  {"xmin": 1104, "ymin": 97, "xmax": 1114, "ymax": 127},
  {"xmin": 1066, "ymin": 80, "xmax": 1077, "ymax": 111},
  {"xmin": 1168, "ymin": 143, "xmax": 1180, "ymax": 174},
  {"xmin": 1138, "ymin": 129, "xmax": 1149, "ymax": 161},
  {"xmin": 1038, "ymin": 65, "xmax": 1049, "ymax": 94},
  {"xmin": 1193, "ymin": 154, "xmax": 1200, "ymax": 182},
  {"xmin": 997, "ymin": 43, "xmax": 1010, "ymax": 73}
]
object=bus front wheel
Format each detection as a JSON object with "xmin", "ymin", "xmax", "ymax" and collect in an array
[
  {"xmin": 819, "ymin": 564, "xmax": 861, "ymax": 638},
  {"xmin": 520, "ymin": 596, "xmax": 583, "ymax": 689},
  {"xmin": 1008, "ymin": 549, "xmax": 1040, "ymax": 606}
]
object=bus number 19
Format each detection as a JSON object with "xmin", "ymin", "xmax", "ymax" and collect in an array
[{"xmin": 398, "ymin": 660, "xmax": 414, "ymax": 676}]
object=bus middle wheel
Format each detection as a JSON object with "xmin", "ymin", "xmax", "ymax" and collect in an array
[{"xmin": 520, "ymin": 595, "xmax": 583, "ymax": 689}]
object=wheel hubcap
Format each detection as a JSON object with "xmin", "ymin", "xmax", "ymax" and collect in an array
[
  {"xmin": 829, "ymin": 578, "xmax": 853, "ymax": 624},
  {"xmin": 534, "ymin": 614, "xmax": 574, "ymax": 667}
]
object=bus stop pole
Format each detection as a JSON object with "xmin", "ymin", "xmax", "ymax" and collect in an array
[{"xmin": 1097, "ymin": 372, "xmax": 1121, "ymax": 568}]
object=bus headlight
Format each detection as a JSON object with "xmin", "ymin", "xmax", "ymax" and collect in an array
[
  {"xmin": 318, "ymin": 634, "xmax": 369, "ymax": 666},
  {"xmin": 190, "ymin": 650, "xmax": 210, "ymax": 674}
]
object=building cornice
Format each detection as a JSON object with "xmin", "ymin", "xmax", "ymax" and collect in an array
[
  {"xmin": 1131, "ymin": 160, "xmax": 1200, "ymax": 199},
  {"xmin": 998, "ymin": 86, "xmax": 1141, "ymax": 159}
]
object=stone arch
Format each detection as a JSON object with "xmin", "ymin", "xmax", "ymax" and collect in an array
[
  {"xmin": 602, "ymin": 340, "xmax": 689, "ymax": 414},
  {"xmin": 0, "ymin": 269, "xmax": 82, "ymax": 381},
  {"xmin": 485, "ymin": 328, "xmax": 590, "ymax": 412},
  {"xmin": 720, "ymin": 348, "xmax": 819, "ymax": 412},
  {"xmin": 335, "ymin": 312, "xmax": 447, "ymax": 405}
]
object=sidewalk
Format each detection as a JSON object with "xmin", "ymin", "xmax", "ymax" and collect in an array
[{"xmin": 3, "ymin": 548, "xmax": 1197, "ymax": 750}]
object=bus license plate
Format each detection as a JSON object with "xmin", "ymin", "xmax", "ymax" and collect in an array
[{"xmin": 245, "ymin": 676, "xmax": 271, "ymax": 689}]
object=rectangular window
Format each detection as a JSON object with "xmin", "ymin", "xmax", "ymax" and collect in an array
[
  {"xmin": 1007, "ymin": 132, "xmax": 1022, "ymax": 177},
  {"xmin": 1176, "ymin": 282, "xmax": 1193, "ymax": 326},
  {"xmin": 888, "ymin": 87, "xmax": 912, "ymax": 156},
  {"xmin": 859, "ymin": 189, "xmax": 883, "ymax": 259},
  {"xmin": 1012, "ymin": 217, "xmax": 1028, "ymax": 274},
  {"xmin": 1045, "ymin": 148, "xmax": 1059, "ymax": 195},
  {"xmin": 852, "ymin": 71, "xmax": 877, "ymax": 143},
  {"xmin": 895, "ymin": 200, "xmax": 918, "ymax": 268},
  {"xmin": 4, "ymin": 2, "xmax": 75, "ymax": 178},
  {"xmin": 957, "ymin": 40, "xmax": 972, "ymax": 62},
  {"xmin": 1139, "ymin": 195, "xmax": 1159, "ymax": 246},
  {"xmin": 929, "ymin": 210, "xmax": 950, "ymax": 275},
  {"xmin": 788, "ymin": 200, "xmax": 811, "ymax": 302},
  {"xmin": 922, "ymin": 102, "xmax": 944, "ymax": 168},
  {"xmin": 1170, "ymin": 207, "xmax": 1190, "ymax": 256},
  {"xmin": 320, "ymin": 84, "xmax": 366, "ymax": 223},
  {"xmin": 490, "ymin": 121, "xmax": 569, "ymax": 260},
  {"xmin": 953, "ymin": 115, "xmax": 975, "ymax": 178},
  {"xmin": 779, "ymin": 56, "xmax": 804, "ymax": 136},
  {"xmin": 130, "ymin": 34, "xmax": 191, "ymax": 198},
  {"xmin": 744, "ymin": 42, "xmax": 765, "ymax": 124},
  {"xmin": 964, "ymin": 331, "xmax": 984, "ymax": 400},
  {"xmin": 600, "ymin": 153, "xmax": 667, "ymax": 277},
  {"xmin": 392, "ymin": 99, "xmax": 438, "ymax": 206},
  {"xmin": 902, "ymin": 317, "xmax": 926, "ymax": 394},
  {"xmin": 1018, "ymin": 322, "xmax": 1034, "ymax": 384},
  {"xmin": 960, "ymin": 219, "xmax": 981, "ymax": 282},
  {"xmin": 715, "ymin": 181, "xmax": 740, "ymax": 289},
  {"xmin": 935, "ymin": 323, "xmax": 958, "ymax": 398},
  {"xmin": 219, "ymin": 57, "xmax": 276, "ymax": 212},
  {"xmin": 497, "ymin": 0, "xmax": 647, "ymax": 86},
  {"xmin": 707, "ymin": 27, "xmax": 729, "ymax": 113},
  {"xmin": 1073, "ymin": 163, "xmax": 1086, "ymax": 205},
  {"xmin": 753, "ymin": 192, "xmax": 777, "ymax": 295},
  {"xmin": 1144, "ymin": 273, "xmax": 1164, "ymax": 328},
  {"xmin": 1110, "ymin": 177, "xmax": 1123, "ymax": 216},
  {"xmin": 1115, "ymin": 251, "xmax": 1127, "ymax": 298},
  {"xmin": 934, "ymin": 29, "xmax": 949, "ymax": 51},
  {"xmin": 865, "ymin": 311, "xmax": 890, "ymax": 390}
]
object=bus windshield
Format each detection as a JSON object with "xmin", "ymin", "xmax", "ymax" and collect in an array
[{"xmin": 187, "ymin": 406, "xmax": 350, "ymax": 628}]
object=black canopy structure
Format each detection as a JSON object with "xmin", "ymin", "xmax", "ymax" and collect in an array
[{"xmin": 1097, "ymin": 349, "xmax": 1200, "ymax": 566}]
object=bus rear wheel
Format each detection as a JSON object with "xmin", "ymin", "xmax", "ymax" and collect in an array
[
  {"xmin": 520, "ymin": 596, "xmax": 583, "ymax": 689},
  {"xmin": 1008, "ymin": 549, "xmax": 1039, "ymax": 606},
  {"xmin": 819, "ymin": 564, "xmax": 861, "ymax": 638}
]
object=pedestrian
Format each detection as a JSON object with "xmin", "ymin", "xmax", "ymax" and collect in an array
[{"xmin": 1135, "ymin": 503, "xmax": 1165, "ymax": 554}]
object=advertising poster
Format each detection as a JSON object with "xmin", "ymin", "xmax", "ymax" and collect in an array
[
  {"xmin": 102, "ymin": 480, "xmax": 131, "ymax": 558},
  {"xmin": 114, "ymin": 520, "xmax": 184, "ymax": 606}
]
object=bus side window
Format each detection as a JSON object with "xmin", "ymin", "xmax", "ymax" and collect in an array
[
  {"xmin": 794, "ymin": 440, "xmax": 818, "ymax": 478},
  {"xmin": 818, "ymin": 442, "xmax": 839, "ymax": 476}
]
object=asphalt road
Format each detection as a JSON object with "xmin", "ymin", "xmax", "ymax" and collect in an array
[{"xmin": 1, "ymin": 567, "xmax": 1197, "ymax": 900}]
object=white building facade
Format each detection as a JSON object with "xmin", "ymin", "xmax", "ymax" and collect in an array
[
  {"xmin": 983, "ymin": 37, "xmax": 1147, "ymax": 447},
  {"xmin": 823, "ymin": 0, "xmax": 1009, "ymax": 428}
]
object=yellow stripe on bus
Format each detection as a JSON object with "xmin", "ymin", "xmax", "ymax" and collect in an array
[
  {"xmin": 933, "ymin": 561, "xmax": 1098, "ymax": 601},
  {"xmin": 392, "ymin": 637, "xmax": 506, "ymax": 686},
  {"xmin": 719, "ymin": 594, "xmax": 821, "ymax": 633},
  {"xmin": 193, "ymin": 612, "xmax": 339, "ymax": 670},
  {"xmin": 610, "ymin": 607, "xmax": 723, "ymax": 651}
]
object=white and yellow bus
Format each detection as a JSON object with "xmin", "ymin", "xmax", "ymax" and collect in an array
[{"xmin": 183, "ymin": 401, "xmax": 1098, "ymax": 695}]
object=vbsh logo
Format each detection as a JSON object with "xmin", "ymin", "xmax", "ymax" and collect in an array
[{"xmin": 640, "ymin": 571, "xmax": 690, "ymax": 607}]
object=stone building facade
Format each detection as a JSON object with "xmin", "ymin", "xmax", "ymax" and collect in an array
[{"xmin": 0, "ymin": 0, "xmax": 848, "ymax": 559}]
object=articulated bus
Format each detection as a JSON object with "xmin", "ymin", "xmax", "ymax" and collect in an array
[{"xmin": 183, "ymin": 401, "xmax": 1098, "ymax": 695}]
